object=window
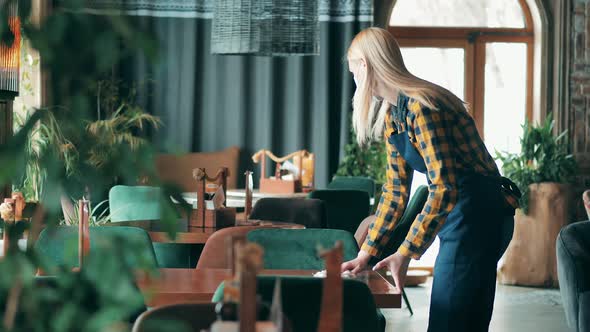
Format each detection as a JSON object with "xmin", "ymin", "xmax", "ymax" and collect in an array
[
  {"xmin": 390, "ymin": 0, "xmax": 534, "ymax": 268},
  {"xmin": 391, "ymin": 0, "xmax": 525, "ymax": 28}
]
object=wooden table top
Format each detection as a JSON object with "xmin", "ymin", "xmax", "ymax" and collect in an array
[
  {"xmin": 137, "ymin": 268, "xmax": 401, "ymax": 309},
  {"xmin": 180, "ymin": 189, "xmax": 309, "ymax": 209}
]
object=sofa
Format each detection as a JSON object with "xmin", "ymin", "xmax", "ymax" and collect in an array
[
  {"xmin": 155, "ymin": 146, "xmax": 240, "ymax": 191},
  {"xmin": 557, "ymin": 220, "xmax": 590, "ymax": 332}
]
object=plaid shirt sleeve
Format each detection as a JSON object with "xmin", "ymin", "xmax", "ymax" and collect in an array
[
  {"xmin": 361, "ymin": 113, "xmax": 414, "ymax": 258},
  {"xmin": 397, "ymin": 102, "xmax": 459, "ymax": 259}
]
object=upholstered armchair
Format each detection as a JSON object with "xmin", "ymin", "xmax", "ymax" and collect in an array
[{"xmin": 557, "ymin": 199, "xmax": 590, "ymax": 332}]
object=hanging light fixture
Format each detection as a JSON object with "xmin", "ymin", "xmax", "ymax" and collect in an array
[
  {"xmin": 0, "ymin": 1, "xmax": 20, "ymax": 97},
  {"xmin": 0, "ymin": 1, "xmax": 20, "ymax": 200},
  {"xmin": 211, "ymin": 0, "xmax": 319, "ymax": 56}
]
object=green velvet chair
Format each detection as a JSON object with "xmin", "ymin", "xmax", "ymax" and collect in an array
[
  {"xmin": 212, "ymin": 276, "xmax": 382, "ymax": 332},
  {"xmin": 109, "ymin": 185, "xmax": 194, "ymax": 268},
  {"xmin": 557, "ymin": 220, "xmax": 590, "ymax": 332},
  {"xmin": 249, "ymin": 197, "xmax": 327, "ymax": 228},
  {"xmin": 381, "ymin": 184, "xmax": 429, "ymax": 258},
  {"xmin": 246, "ymin": 228, "xmax": 359, "ymax": 269},
  {"xmin": 307, "ymin": 189, "xmax": 371, "ymax": 236},
  {"xmin": 328, "ymin": 176, "xmax": 376, "ymax": 199},
  {"xmin": 245, "ymin": 228, "xmax": 385, "ymax": 331},
  {"xmin": 132, "ymin": 303, "xmax": 218, "ymax": 332},
  {"xmin": 35, "ymin": 226, "xmax": 157, "ymax": 269}
]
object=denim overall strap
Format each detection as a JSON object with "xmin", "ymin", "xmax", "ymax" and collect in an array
[
  {"xmin": 387, "ymin": 126, "xmax": 514, "ymax": 332},
  {"xmin": 388, "ymin": 130, "xmax": 427, "ymax": 174}
]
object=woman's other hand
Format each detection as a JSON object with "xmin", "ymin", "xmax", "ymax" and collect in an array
[{"xmin": 373, "ymin": 252, "xmax": 411, "ymax": 294}]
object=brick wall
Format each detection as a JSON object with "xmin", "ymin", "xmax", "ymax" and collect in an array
[
  {"xmin": 570, "ymin": 0, "xmax": 590, "ymax": 219},
  {"xmin": 572, "ymin": 0, "xmax": 590, "ymax": 155}
]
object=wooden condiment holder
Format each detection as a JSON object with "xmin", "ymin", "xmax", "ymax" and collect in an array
[
  {"xmin": 190, "ymin": 167, "xmax": 236, "ymax": 231},
  {"xmin": 252, "ymin": 149, "xmax": 314, "ymax": 194}
]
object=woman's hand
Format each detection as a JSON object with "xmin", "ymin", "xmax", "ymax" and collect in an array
[
  {"xmin": 373, "ymin": 252, "xmax": 411, "ymax": 294},
  {"xmin": 341, "ymin": 250, "xmax": 372, "ymax": 274}
]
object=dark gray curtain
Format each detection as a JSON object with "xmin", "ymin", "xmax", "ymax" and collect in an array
[{"xmin": 122, "ymin": 9, "xmax": 370, "ymax": 188}]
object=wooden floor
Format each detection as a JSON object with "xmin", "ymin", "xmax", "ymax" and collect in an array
[{"xmin": 383, "ymin": 278, "xmax": 568, "ymax": 332}]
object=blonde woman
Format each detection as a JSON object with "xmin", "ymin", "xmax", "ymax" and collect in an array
[{"xmin": 340, "ymin": 27, "xmax": 520, "ymax": 332}]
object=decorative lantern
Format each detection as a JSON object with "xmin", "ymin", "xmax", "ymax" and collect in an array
[{"xmin": 211, "ymin": 0, "xmax": 319, "ymax": 56}]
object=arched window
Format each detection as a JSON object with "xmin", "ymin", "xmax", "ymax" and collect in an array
[
  {"xmin": 389, "ymin": 0, "xmax": 533, "ymax": 157},
  {"xmin": 388, "ymin": 0, "xmax": 534, "ymax": 268}
]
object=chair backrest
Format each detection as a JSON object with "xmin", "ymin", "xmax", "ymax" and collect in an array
[
  {"xmin": 35, "ymin": 226, "xmax": 158, "ymax": 269},
  {"xmin": 249, "ymin": 198, "xmax": 326, "ymax": 229},
  {"xmin": 246, "ymin": 228, "xmax": 359, "ymax": 270},
  {"xmin": 155, "ymin": 146, "xmax": 240, "ymax": 191},
  {"xmin": 196, "ymin": 226, "xmax": 273, "ymax": 269},
  {"xmin": 556, "ymin": 220, "xmax": 590, "ymax": 331},
  {"xmin": 328, "ymin": 176, "xmax": 376, "ymax": 199},
  {"xmin": 308, "ymin": 189, "xmax": 370, "ymax": 236},
  {"xmin": 212, "ymin": 277, "xmax": 381, "ymax": 332},
  {"xmin": 109, "ymin": 185, "xmax": 161, "ymax": 222},
  {"xmin": 132, "ymin": 303, "xmax": 217, "ymax": 332},
  {"xmin": 354, "ymin": 185, "xmax": 429, "ymax": 256}
]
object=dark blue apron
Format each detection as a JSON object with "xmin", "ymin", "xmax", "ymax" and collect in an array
[{"xmin": 388, "ymin": 129, "xmax": 515, "ymax": 332}]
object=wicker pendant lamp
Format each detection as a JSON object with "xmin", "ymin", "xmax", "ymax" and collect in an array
[{"xmin": 211, "ymin": 0, "xmax": 319, "ymax": 56}]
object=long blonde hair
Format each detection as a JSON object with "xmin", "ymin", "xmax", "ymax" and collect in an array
[{"xmin": 348, "ymin": 27, "xmax": 466, "ymax": 145}]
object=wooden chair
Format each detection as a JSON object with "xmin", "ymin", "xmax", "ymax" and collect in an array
[
  {"xmin": 155, "ymin": 146, "xmax": 240, "ymax": 191},
  {"xmin": 249, "ymin": 197, "xmax": 326, "ymax": 229},
  {"xmin": 353, "ymin": 185, "xmax": 429, "ymax": 316},
  {"xmin": 327, "ymin": 176, "xmax": 376, "ymax": 200},
  {"xmin": 196, "ymin": 226, "xmax": 273, "ymax": 269},
  {"xmin": 212, "ymin": 243, "xmax": 383, "ymax": 332},
  {"xmin": 308, "ymin": 189, "xmax": 370, "ymax": 236},
  {"xmin": 109, "ymin": 185, "xmax": 193, "ymax": 268}
]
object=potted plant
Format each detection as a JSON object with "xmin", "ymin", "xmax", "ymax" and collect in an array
[
  {"xmin": 496, "ymin": 114, "xmax": 577, "ymax": 287},
  {"xmin": 0, "ymin": 0, "xmax": 181, "ymax": 330},
  {"xmin": 334, "ymin": 118, "xmax": 387, "ymax": 212}
]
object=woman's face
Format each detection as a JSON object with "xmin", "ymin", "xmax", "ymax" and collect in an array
[{"xmin": 348, "ymin": 57, "xmax": 366, "ymax": 88}]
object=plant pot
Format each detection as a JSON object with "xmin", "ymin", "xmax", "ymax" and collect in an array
[{"xmin": 497, "ymin": 182, "xmax": 572, "ymax": 287}]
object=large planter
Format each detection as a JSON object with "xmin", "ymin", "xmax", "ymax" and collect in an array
[{"xmin": 497, "ymin": 182, "xmax": 572, "ymax": 288}]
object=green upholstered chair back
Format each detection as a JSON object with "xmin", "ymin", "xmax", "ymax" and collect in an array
[
  {"xmin": 109, "ymin": 185, "xmax": 161, "ymax": 222},
  {"xmin": 132, "ymin": 303, "xmax": 218, "ymax": 332},
  {"xmin": 108, "ymin": 185, "xmax": 194, "ymax": 268},
  {"xmin": 246, "ymin": 229, "xmax": 359, "ymax": 270},
  {"xmin": 212, "ymin": 276, "xmax": 382, "ymax": 332},
  {"xmin": 557, "ymin": 220, "xmax": 590, "ymax": 332},
  {"xmin": 307, "ymin": 189, "xmax": 370, "ymax": 235},
  {"xmin": 35, "ymin": 226, "xmax": 157, "ymax": 269},
  {"xmin": 328, "ymin": 176, "xmax": 376, "ymax": 198},
  {"xmin": 381, "ymin": 185, "xmax": 429, "ymax": 257}
]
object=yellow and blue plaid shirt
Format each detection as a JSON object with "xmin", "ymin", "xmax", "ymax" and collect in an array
[{"xmin": 362, "ymin": 95, "xmax": 519, "ymax": 260}]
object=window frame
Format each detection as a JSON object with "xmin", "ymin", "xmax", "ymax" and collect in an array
[{"xmin": 388, "ymin": 0, "xmax": 534, "ymax": 137}]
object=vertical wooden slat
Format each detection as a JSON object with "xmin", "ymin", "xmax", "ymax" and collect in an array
[
  {"xmin": 526, "ymin": 41, "xmax": 535, "ymax": 123},
  {"xmin": 465, "ymin": 41, "xmax": 476, "ymax": 111},
  {"xmin": 244, "ymin": 171, "xmax": 253, "ymax": 219},
  {"xmin": 473, "ymin": 40, "xmax": 486, "ymax": 138},
  {"xmin": 0, "ymin": 101, "xmax": 13, "ymax": 201},
  {"xmin": 78, "ymin": 200, "xmax": 90, "ymax": 267}
]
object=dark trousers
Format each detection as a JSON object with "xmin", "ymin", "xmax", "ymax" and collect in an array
[{"xmin": 428, "ymin": 173, "xmax": 515, "ymax": 332}]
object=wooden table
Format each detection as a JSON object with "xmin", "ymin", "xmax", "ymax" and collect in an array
[
  {"xmin": 137, "ymin": 268, "xmax": 401, "ymax": 308},
  {"xmin": 180, "ymin": 189, "xmax": 309, "ymax": 209}
]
